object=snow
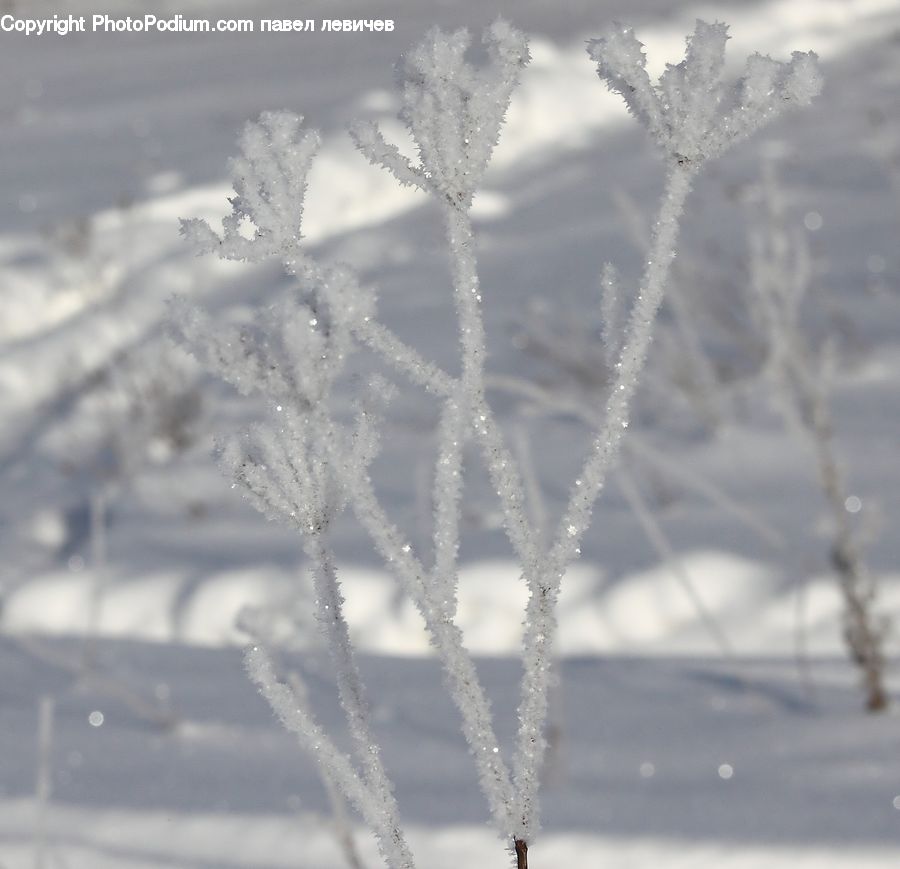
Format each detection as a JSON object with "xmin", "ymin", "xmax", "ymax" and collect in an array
[{"xmin": 1, "ymin": 639, "xmax": 899, "ymax": 866}]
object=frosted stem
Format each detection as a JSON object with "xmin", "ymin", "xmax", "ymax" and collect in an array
[
  {"xmin": 350, "ymin": 120, "xmax": 428, "ymax": 191},
  {"xmin": 34, "ymin": 694, "xmax": 54, "ymax": 869},
  {"xmin": 441, "ymin": 201, "xmax": 550, "ymax": 841},
  {"xmin": 615, "ymin": 464, "xmax": 735, "ymax": 657},
  {"xmin": 285, "ymin": 671, "xmax": 367, "ymax": 869},
  {"xmin": 549, "ymin": 164, "xmax": 693, "ymax": 570},
  {"xmin": 442, "ymin": 203, "xmax": 540, "ymax": 578},
  {"xmin": 246, "ymin": 644, "xmax": 416, "ymax": 869},
  {"xmin": 512, "ymin": 163, "xmax": 694, "ymax": 840},
  {"xmin": 748, "ymin": 155, "xmax": 886, "ymax": 712},
  {"xmin": 83, "ymin": 485, "xmax": 109, "ymax": 671},
  {"xmin": 431, "ymin": 396, "xmax": 466, "ymax": 613},
  {"xmin": 487, "ymin": 373, "xmax": 786, "ymax": 551},
  {"xmin": 355, "ymin": 319, "xmax": 456, "ymax": 397},
  {"xmin": 304, "ymin": 531, "xmax": 404, "ymax": 818},
  {"xmin": 335, "ymin": 454, "xmax": 516, "ymax": 831},
  {"xmin": 809, "ymin": 396, "xmax": 888, "ymax": 711}
]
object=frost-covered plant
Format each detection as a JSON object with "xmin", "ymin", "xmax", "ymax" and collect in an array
[
  {"xmin": 610, "ymin": 186, "xmax": 726, "ymax": 430},
  {"xmin": 176, "ymin": 20, "xmax": 819, "ymax": 868},
  {"xmin": 237, "ymin": 604, "xmax": 368, "ymax": 869},
  {"xmin": 4, "ymin": 341, "xmax": 194, "ymax": 733},
  {"xmin": 96, "ymin": 342, "xmax": 203, "ymax": 480},
  {"xmin": 744, "ymin": 153, "xmax": 888, "ymax": 711},
  {"xmin": 590, "ymin": 21, "xmax": 821, "ymax": 167}
]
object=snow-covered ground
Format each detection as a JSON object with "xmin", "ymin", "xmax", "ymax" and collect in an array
[
  {"xmin": 2, "ymin": 0, "xmax": 900, "ymax": 865},
  {"xmin": 1, "ymin": 639, "xmax": 899, "ymax": 867}
]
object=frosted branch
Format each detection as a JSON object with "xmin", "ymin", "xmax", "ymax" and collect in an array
[
  {"xmin": 722, "ymin": 51, "xmax": 822, "ymax": 155},
  {"xmin": 246, "ymin": 644, "xmax": 415, "ymax": 869},
  {"xmin": 442, "ymin": 204, "xmax": 540, "ymax": 577},
  {"xmin": 303, "ymin": 533, "xmax": 404, "ymax": 822},
  {"xmin": 431, "ymin": 396, "xmax": 466, "ymax": 611},
  {"xmin": 332, "ymin": 440, "xmax": 517, "ymax": 831},
  {"xmin": 589, "ymin": 20, "xmax": 821, "ymax": 166},
  {"xmin": 349, "ymin": 120, "xmax": 427, "ymax": 191},
  {"xmin": 487, "ymin": 374, "xmax": 787, "ymax": 551},
  {"xmin": 587, "ymin": 24, "xmax": 666, "ymax": 144},
  {"xmin": 181, "ymin": 111, "xmax": 319, "ymax": 262},
  {"xmin": 509, "ymin": 163, "xmax": 693, "ymax": 840},
  {"xmin": 744, "ymin": 154, "xmax": 887, "ymax": 710},
  {"xmin": 502, "ymin": 31, "xmax": 823, "ymax": 835},
  {"xmin": 354, "ymin": 318, "xmax": 457, "ymax": 397},
  {"xmin": 599, "ymin": 262, "xmax": 621, "ymax": 366},
  {"xmin": 354, "ymin": 21, "xmax": 529, "ymax": 207}
]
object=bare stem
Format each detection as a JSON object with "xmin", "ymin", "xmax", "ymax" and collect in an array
[{"xmin": 514, "ymin": 839, "xmax": 528, "ymax": 869}]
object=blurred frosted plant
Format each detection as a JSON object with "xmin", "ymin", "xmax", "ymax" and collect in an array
[
  {"xmin": 238, "ymin": 603, "xmax": 368, "ymax": 869},
  {"xmin": 174, "ymin": 111, "xmax": 413, "ymax": 869},
  {"xmin": 744, "ymin": 152, "xmax": 888, "ymax": 711},
  {"xmin": 17, "ymin": 341, "xmax": 199, "ymax": 725},
  {"xmin": 102, "ymin": 344, "xmax": 203, "ymax": 475},
  {"xmin": 82, "ymin": 342, "xmax": 202, "ymax": 662},
  {"xmin": 177, "ymin": 19, "xmax": 819, "ymax": 869}
]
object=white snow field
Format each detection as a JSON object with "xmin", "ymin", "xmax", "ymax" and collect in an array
[{"xmin": 2, "ymin": 0, "xmax": 900, "ymax": 865}]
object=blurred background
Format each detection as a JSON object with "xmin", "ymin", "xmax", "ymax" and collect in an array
[{"xmin": 1, "ymin": 0, "xmax": 899, "ymax": 866}]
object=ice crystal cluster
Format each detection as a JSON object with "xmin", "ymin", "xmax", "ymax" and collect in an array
[
  {"xmin": 588, "ymin": 21, "xmax": 821, "ymax": 165},
  {"xmin": 351, "ymin": 20, "xmax": 528, "ymax": 206},
  {"xmin": 174, "ymin": 19, "xmax": 820, "ymax": 869}
]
